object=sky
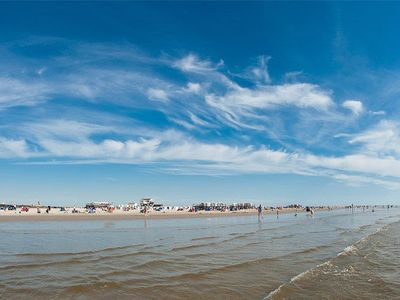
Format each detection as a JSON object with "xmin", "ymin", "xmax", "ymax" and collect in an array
[{"xmin": 1, "ymin": 2, "xmax": 400, "ymax": 206}]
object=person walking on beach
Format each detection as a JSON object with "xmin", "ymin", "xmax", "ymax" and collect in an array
[{"xmin": 257, "ymin": 205, "xmax": 263, "ymax": 221}]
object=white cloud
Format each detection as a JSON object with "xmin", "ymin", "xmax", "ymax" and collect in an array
[
  {"xmin": 173, "ymin": 54, "xmax": 223, "ymax": 73},
  {"xmin": 249, "ymin": 55, "xmax": 271, "ymax": 84},
  {"xmin": 63, "ymin": 68, "xmax": 163, "ymax": 103},
  {"xmin": 5, "ymin": 120, "xmax": 400, "ymax": 189},
  {"xmin": 0, "ymin": 138, "xmax": 32, "ymax": 158},
  {"xmin": 20, "ymin": 119, "xmax": 111, "ymax": 141},
  {"xmin": 304, "ymin": 153, "xmax": 400, "ymax": 178},
  {"xmin": 185, "ymin": 82, "xmax": 201, "ymax": 93},
  {"xmin": 38, "ymin": 138, "xmax": 161, "ymax": 159},
  {"xmin": 189, "ymin": 112, "xmax": 212, "ymax": 127},
  {"xmin": 0, "ymin": 42, "xmax": 350, "ymax": 144},
  {"xmin": 206, "ymin": 83, "xmax": 333, "ymax": 112},
  {"xmin": 342, "ymin": 100, "xmax": 364, "ymax": 115},
  {"xmin": 169, "ymin": 118, "xmax": 196, "ymax": 130},
  {"xmin": 0, "ymin": 77, "xmax": 50, "ymax": 109},
  {"xmin": 332, "ymin": 174, "xmax": 400, "ymax": 190},
  {"xmin": 347, "ymin": 120, "xmax": 400, "ymax": 157},
  {"xmin": 369, "ymin": 110, "xmax": 386, "ymax": 116},
  {"xmin": 284, "ymin": 71, "xmax": 303, "ymax": 82},
  {"xmin": 170, "ymin": 53, "xmax": 342, "ymax": 137},
  {"xmin": 147, "ymin": 88, "xmax": 169, "ymax": 102},
  {"xmin": 3, "ymin": 40, "xmax": 398, "ymax": 191}
]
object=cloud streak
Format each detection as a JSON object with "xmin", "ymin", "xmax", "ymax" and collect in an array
[
  {"xmin": 2, "ymin": 119, "xmax": 400, "ymax": 190},
  {"xmin": 1, "ymin": 37, "xmax": 398, "ymax": 190},
  {"xmin": 0, "ymin": 77, "xmax": 50, "ymax": 109}
]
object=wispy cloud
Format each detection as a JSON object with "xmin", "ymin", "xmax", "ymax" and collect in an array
[
  {"xmin": 347, "ymin": 120, "xmax": 400, "ymax": 157},
  {"xmin": 0, "ymin": 77, "xmax": 50, "ymax": 109},
  {"xmin": 185, "ymin": 82, "xmax": 202, "ymax": 94},
  {"xmin": 342, "ymin": 99, "xmax": 364, "ymax": 116},
  {"xmin": 332, "ymin": 174, "xmax": 400, "ymax": 191},
  {"xmin": 7, "ymin": 131, "xmax": 400, "ymax": 191},
  {"xmin": 1, "ymin": 37, "xmax": 399, "ymax": 190},
  {"xmin": 0, "ymin": 138, "xmax": 34, "ymax": 158},
  {"xmin": 206, "ymin": 83, "xmax": 333, "ymax": 112},
  {"xmin": 173, "ymin": 53, "xmax": 223, "ymax": 74},
  {"xmin": 369, "ymin": 110, "xmax": 386, "ymax": 116},
  {"xmin": 147, "ymin": 88, "xmax": 169, "ymax": 102}
]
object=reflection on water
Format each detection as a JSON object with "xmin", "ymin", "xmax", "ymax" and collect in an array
[{"xmin": 0, "ymin": 208, "xmax": 399, "ymax": 299}]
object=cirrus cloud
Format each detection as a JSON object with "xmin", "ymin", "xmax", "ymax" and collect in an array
[
  {"xmin": 342, "ymin": 99, "xmax": 364, "ymax": 115},
  {"xmin": 0, "ymin": 38, "xmax": 396, "ymax": 191}
]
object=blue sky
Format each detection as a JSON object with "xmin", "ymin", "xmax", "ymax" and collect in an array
[{"xmin": 1, "ymin": 2, "xmax": 400, "ymax": 206}]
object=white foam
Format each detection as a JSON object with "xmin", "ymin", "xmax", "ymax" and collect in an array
[
  {"xmin": 263, "ymin": 260, "xmax": 332, "ymax": 299},
  {"xmin": 337, "ymin": 245, "xmax": 358, "ymax": 257},
  {"xmin": 264, "ymin": 221, "xmax": 400, "ymax": 299}
]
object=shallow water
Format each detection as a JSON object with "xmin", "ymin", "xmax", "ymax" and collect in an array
[{"xmin": 1, "ymin": 208, "xmax": 399, "ymax": 299}]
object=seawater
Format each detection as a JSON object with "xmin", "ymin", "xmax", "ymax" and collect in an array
[{"xmin": 0, "ymin": 208, "xmax": 399, "ymax": 299}]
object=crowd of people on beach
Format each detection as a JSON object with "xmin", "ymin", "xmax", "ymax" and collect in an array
[
  {"xmin": 257, "ymin": 204, "xmax": 316, "ymax": 222},
  {"xmin": 1, "ymin": 201, "xmax": 394, "ymax": 218}
]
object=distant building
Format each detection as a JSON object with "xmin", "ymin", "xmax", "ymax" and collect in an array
[
  {"xmin": 140, "ymin": 198, "xmax": 154, "ymax": 207},
  {"xmin": 230, "ymin": 203, "xmax": 254, "ymax": 210},
  {"xmin": 85, "ymin": 202, "xmax": 112, "ymax": 209},
  {"xmin": 140, "ymin": 198, "xmax": 163, "ymax": 210}
]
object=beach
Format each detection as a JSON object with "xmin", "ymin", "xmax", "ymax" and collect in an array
[
  {"xmin": 1, "ymin": 207, "xmax": 399, "ymax": 299},
  {"xmin": 0, "ymin": 206, "xmax": 331, "ymax": 222},
  {"xmin": 1, "ymin": 1, "xmax": 399, "ymax": 300}
]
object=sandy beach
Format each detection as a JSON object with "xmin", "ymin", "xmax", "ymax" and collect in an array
[{"xmin": 0, "ymin": 206, "xmax": 336, "ymax": 222}]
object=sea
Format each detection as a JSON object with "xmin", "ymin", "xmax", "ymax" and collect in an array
[{"xmin": 0, "ymin": 207, "xmax": 399, "ymax": 299}]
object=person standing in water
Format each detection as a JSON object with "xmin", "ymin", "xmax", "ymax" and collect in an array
[{"xmin": 257, "ymin": 205, "xmax": 263, "ymax": 221}]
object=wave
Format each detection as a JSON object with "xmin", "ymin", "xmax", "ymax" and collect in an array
[
  {"xmin": 169, "ymin": 227, "xmax": 296, "ymax": 253},
  {"xmin": 264, "ymin": 219, "xmax": 400, "ymax": 299},
  {"xmin": 231, "ymin": 234, "xmax": 296, "ymax": 251},
  {"xmin": 264, "ymin": 260, "xmax": 333, "ymax": 300},
  {"xmin": 191, "ymin": 236, "xmax": 218, "ymax": 241},
  {"xmin": 14, "ymin": 243, "xmax": 145, "ymax": 257},
  {"xmin": 169, "ymin": 232, "xmax": 257, "ymax": 252},
  {"xmin": 157, "ymin": 256, "xmax": 281, "ymax": 282},
  {"xmin": 162, "ymin": 243, "xmax": 339, "ymax": 284},
  {"xmin": 63, "ymin": 281, "xmax": 122, "ymax": 294},
  {"xmin": 0, "ymin": 250, "xmax": 163, "ymax": 272},
  {"xmin": 0, "ymin": 258, "xmax": 87, "ymax": 271},
  {"xmin": 169, "ymin": 240, "xmax": 223, "ymax": 252}
]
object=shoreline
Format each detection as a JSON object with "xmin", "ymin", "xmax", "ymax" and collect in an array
[{"xmin": 0, "ymin": 207, "xmax": 337, "ymax": 222}]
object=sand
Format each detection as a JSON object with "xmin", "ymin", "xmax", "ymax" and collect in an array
[{"xmin": 0, "ymin": 207, "xmax": 336, "ymax": 222}]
